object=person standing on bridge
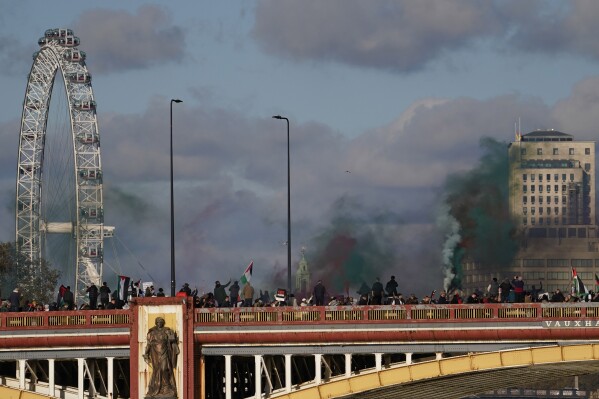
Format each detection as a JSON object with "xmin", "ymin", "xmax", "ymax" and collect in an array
[
  {"xmin": 487, "ymin": 277, "xmax": 499, "ymax": 298},
  {"xmin": 8, "ymin": 288, "xmax": 20, "ymax": 312},
  {"xmin": 313, "ymin": 280, "xmax": 326, "ymax": 306},
  {"xmin": 512, "ymin": 275, "xmax": 525, "ymax": 303},
  {"xmin": 213, "ymin": 280, "xmax": 231, "ymax": 307},
  {"xmin": 242, "ymin": 281, "xmax": 254, "ymax": 307},
  {"xmin": 371, "ymin": 278, "xmax": 385, "ymax": 305},
  {"xmin": 385, "ymin": 276, "xmax": 399, "ymax": 299},
  {"xmin": 63, "ymin": 286, "xmax": 74, "ymax": 310},
  {"xmin": 229, "ymin": 281, "xmax": 240, "ymax": 307},
  {"xmin": 86, "ymin": 283, "xmax": 99, "ymax": 310},
  {"xmin": 99, "ymin": 282, "xmax": 111, "ymax": 307}
]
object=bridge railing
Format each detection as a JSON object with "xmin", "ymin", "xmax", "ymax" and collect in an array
[
  {"xmin": 0, "ymin": 310, "xmax": 131, "ymax": 330},
  {"xmin": 0, "ymin": 303, "xmax": 595, "ymax": 330},
  {"xmin": 194, "ymin": 303, "xmax": 599, "ymax": 325}
]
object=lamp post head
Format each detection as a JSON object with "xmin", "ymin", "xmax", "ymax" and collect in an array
[
  {"xmin": 172, "ymin": 99, "xmax": 183, "ymax": 104},
  {"xmin": 272, "ymin": 115, "xmax": 283, "ymax": 120}
]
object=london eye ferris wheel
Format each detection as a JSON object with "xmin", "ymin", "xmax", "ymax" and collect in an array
[{"xmin": 16, "ymin": 28, "xmax": 114, "ymax": 303}]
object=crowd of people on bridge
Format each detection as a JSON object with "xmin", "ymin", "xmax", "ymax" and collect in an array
[
  {"xmin": 188, "ymin": 274, "xmax": 599, "ymax": 309},
  {"xmin": 2, "ymin": 274, "xmax": 598, "ymax": 312}
]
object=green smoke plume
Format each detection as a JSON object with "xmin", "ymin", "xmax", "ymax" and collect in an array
[{"xmin": 439, "ymin": 137, "xmax": 519, "ymax": 291}]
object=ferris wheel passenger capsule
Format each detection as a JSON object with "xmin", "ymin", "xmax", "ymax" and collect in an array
[
  {"xmin": 77, "ymin": 133, "xmax": 99, "ymax": 144},
  {"xmin": 38, "ymin": 37, "xmax": 51, "ymax": 46},
  {"xmin": 58, "ymin": 28, "xmax": 74, "ymax": 38},
  {"xmin": 68, "ymin": 72, "xmax": 91, "ymax": 84},
  {"xmin": 73, "ymin": 100, "xmax": 96, "ymax": 111},
  {"xmin": 64, "ymin": 49, "xmax": 86, "ymax": 62},
  {"xmin": 58, "ymin": 36, "xmax": 80, "ymax": 47},
  {"xmin": 79, "ymin": 169, "xmax": 102, "ymax": 182}
]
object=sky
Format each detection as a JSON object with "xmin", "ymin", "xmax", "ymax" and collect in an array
[{"xmin": 2, "ymin": 0, "xmax": 599, "ymax": 298}]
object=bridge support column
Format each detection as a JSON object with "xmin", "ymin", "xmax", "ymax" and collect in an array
[
  {"xmin": 254, "ymin": 355, "xmax": 262, "ymax": 399},
  {"xmin": 77, "ymin": 358, "xmax": 85, "ymax": 399},
  {"xmin": 405, "ymin": 353, "xmax": 413, "ymax": 365},
  {"xmin": 17, "ymin": 359, "xmax": 26, "ymax": 390},
  {"xmin": 436, "ymin": 352, "xmax": 443, "ymax": 360},
  {"xmin": 314, "ymin": 354, "xmax": 322, "ymax": 384},
  {"xmin": 48, "ymin": 359, "xmax": 55, "ymax": 397},
  {"xmin": 284, "ymin": 354, "xmax": 292, "ymax": 392},
  {"xmin": 375, "ymin": 353, "xmax": 382, "ymax": 371},
  {"xmin": 345, "ymin": 354, "xmax": 352, "ymax": 377},
  {"xmin": 107, "ymin": 356, "xmax": 114, "ymax": 399},
  {"xmin": 225, "ymin": 354, "xmax": 232, "ymax": 399}
]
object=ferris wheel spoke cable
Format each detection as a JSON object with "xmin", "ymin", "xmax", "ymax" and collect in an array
[{"xmin": 113, "ymin": 234, "xmax": 156, "ymax": 282}]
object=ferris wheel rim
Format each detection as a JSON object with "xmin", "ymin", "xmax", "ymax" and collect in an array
[{"xmin": 15, "ymin": 29, "xmax": 104, "ymax": 303}]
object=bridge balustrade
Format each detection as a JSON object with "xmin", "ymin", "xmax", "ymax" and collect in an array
[
  {"xmin": 0, "ymin": 310, "xmax": 130, "ymax": 330},
  {"xmin": 194, "ymin": 303, "xmax": 599, "ymax": 326},
  {"xmin": 0, "ymin": 303, "xmax": 597, "ymax": 332}
]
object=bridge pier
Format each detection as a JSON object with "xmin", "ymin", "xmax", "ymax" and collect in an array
[{"xmin": 406, "ymin": 352, "xmax": 413, "ymax": 365}]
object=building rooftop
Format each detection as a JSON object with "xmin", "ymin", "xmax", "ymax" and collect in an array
[{"xmin": 522, "ymin": 130, "xmax": 572, "ymax": 142}]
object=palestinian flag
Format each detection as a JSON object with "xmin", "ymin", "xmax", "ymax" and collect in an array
[
  {"xmin": 595, "ymin": 274, "xmax": 599, "ymax": 287},
  {"xmin": 240, "ymin": 261, "xmax": 253, "ymax": 285},
  {"xmin": 571, "ymin": 268, "xmax": 588, "ymax": 298},
  {"xmin": 117, "ymin": 275, "xmax": 130, "ymax": 302}
]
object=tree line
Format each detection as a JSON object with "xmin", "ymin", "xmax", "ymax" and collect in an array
[{"xmin": 0, "ymin": 242, "xmax": 60, "ymax": 304}]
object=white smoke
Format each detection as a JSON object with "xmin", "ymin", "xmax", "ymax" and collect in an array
[{"xmin": 436, "ymin": 203, "xmax": 461, "ymax": 291}]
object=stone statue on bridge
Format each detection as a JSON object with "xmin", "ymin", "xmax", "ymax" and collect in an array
[{"xmin": 144, "ymin": 317, "xmax": 179, "ymax": 398}]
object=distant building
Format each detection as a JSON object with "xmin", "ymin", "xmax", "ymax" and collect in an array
[
  {"xmin": 295, "ymin": 249, "xmax": 311, "ymax": 295},
  {"xmin": 462, "ymin": 129, "xmax": 598, "ymax": 294}
]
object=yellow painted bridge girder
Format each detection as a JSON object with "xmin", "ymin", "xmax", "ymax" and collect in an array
[
  {"xmin": 0, "ymin": 385, "xmax": 53, "ymax": 399},
  {"xmin": 271, "ymin": 344, "xmax": 599, "ymax": 399}
]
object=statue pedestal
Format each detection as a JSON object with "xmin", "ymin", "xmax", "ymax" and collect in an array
[{"xmin": 130, "ymin": 297, "xmax": 195, "ymax": 399}]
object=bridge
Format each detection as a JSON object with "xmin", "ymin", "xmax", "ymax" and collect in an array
[{"xmin": 0, "ymin": 298, "xmax": 598, "ymax": 398}]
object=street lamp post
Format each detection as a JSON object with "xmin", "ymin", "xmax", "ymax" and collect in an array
[
  {"xmin": 170, "ymin": 99, "xmax": 183, "ymax": 296},
  {"xmin": 272, "ymin": 115, "xmax": 292, "ymax": 293}
]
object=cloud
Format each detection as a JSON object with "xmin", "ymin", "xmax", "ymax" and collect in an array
[
  {"xmin": 72, "ymin": 5, "xmax": 185, "ymax": 73},
  {"xmin": 510, "ymin": 0, "xmax": 599, "ymax": 61},
  {"xmin": 551, "ymin": 77, "xmax": 599, "ymax": 135},
  {"xmin": 252, "ymin": 0, "xmax": 516, "ymax": 72},
  {"xmin": 345, "ymin": 94, "xmax": 553, "ymax": 188},
  {"xmin": 0, "ymin": 35, "xmax": 35, "ymax": 76},
  {"xmin": 253, "ymin": 1, "xmax": 599, "ymax": 72}
]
